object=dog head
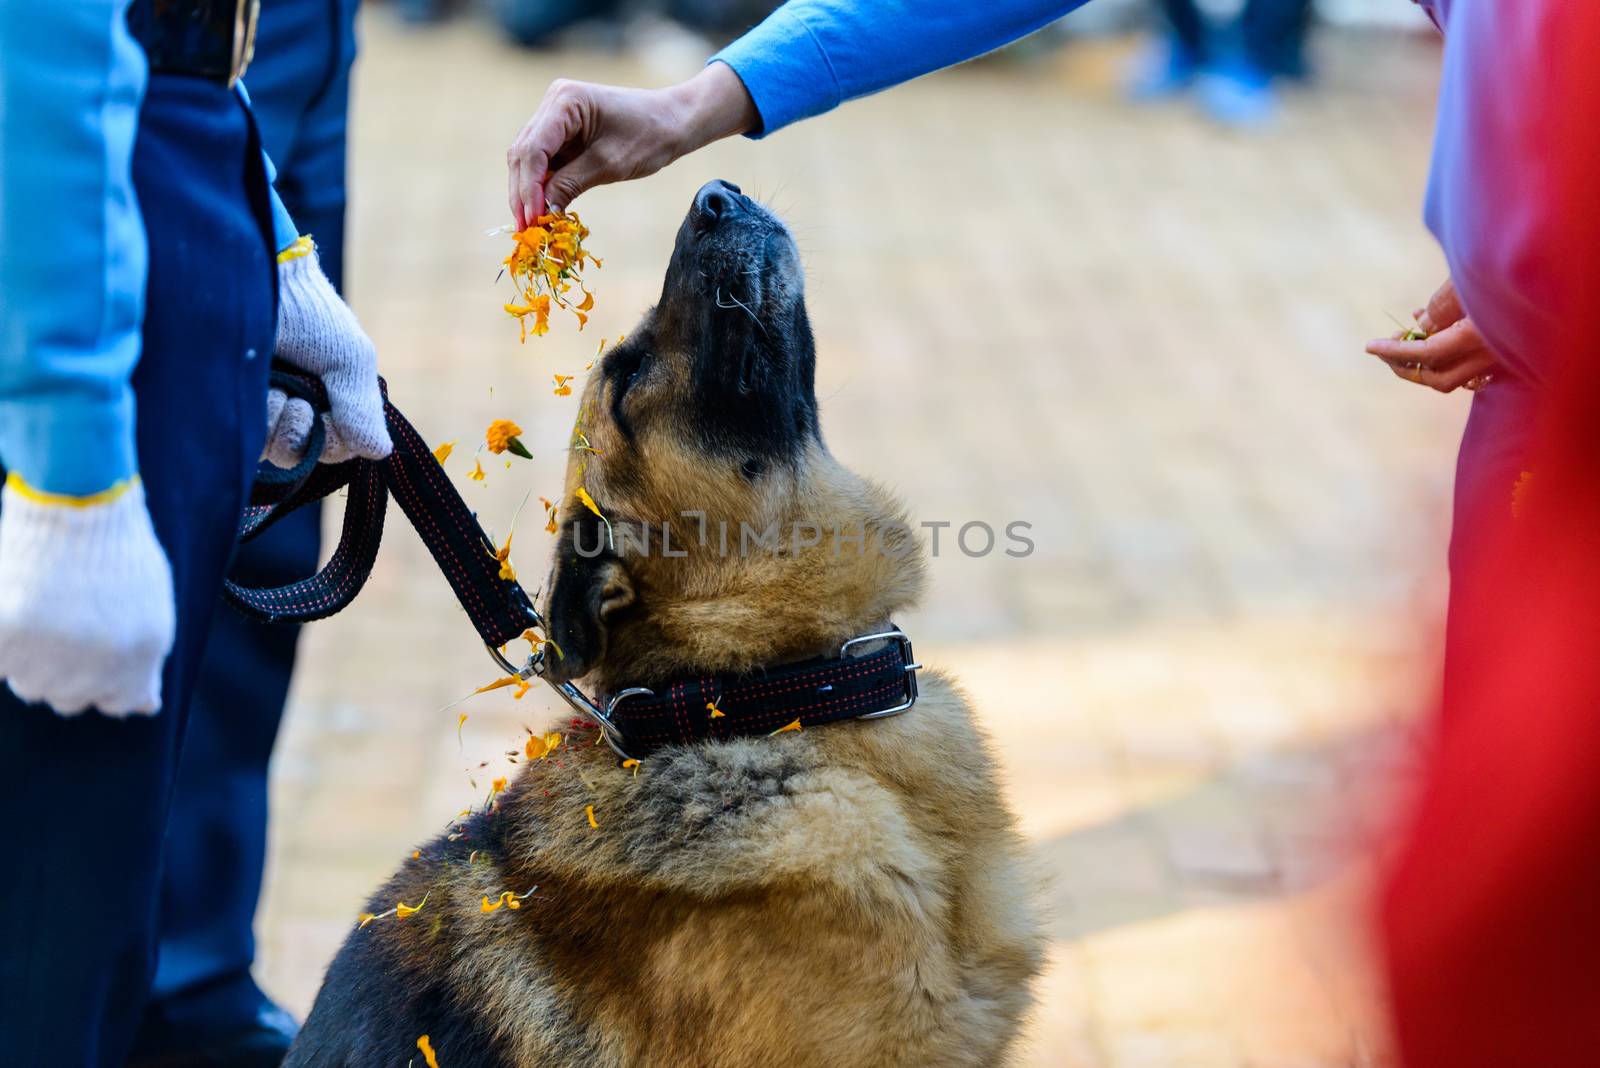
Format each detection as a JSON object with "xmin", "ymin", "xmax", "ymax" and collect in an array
[{"xmin": 541, "ymin": 181, "xmax": 925, "ymax": 690}]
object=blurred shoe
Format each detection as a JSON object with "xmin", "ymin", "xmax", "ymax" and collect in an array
[
  {"xmin": 1123, "ymin": 37, "xmax": 1202, "ymax": 102},
  {"xmin": 1195, "ymin": 62, "xmax": 1277, "ymax": 128},
  {"xmin": 128, "ymin": 998, "xmax": 297, "ymax": 1068}
]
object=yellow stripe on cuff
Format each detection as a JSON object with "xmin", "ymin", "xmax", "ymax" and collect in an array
[
  {"xmin": 277, "ymin": 235, "xmax": 315, "ymax": 264},
  {"xmin": 4, "ymin": 472, "xmax": 139, "ymax": 508}
]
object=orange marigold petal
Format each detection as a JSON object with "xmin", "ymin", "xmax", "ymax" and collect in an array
[
  {"xmin": 396, "ymin": 892, "xmax": 430, "ymax": 918},
  {"xmin": 575, "ymin": 487, "xmax": 603, "ymax": 519},
  {"xmin": 474, "ymin": 676, "xmax": 519, "ymax": 694},
  {"xmin": 485, "ymin": 419, "xmax": 523, "ymax": 455}
]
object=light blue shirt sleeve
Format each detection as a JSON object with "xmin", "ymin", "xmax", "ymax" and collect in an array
[
  {"xmin": 235, "ymin": 81, "xmax": 299, "ymax": 252},
  {"xmin": 711, "ymin": 0, "xmax": 1087, "ymax": 136},
  {"xmin": 0, "ymin": 0, "xmax": 147, "ymax": 496}
]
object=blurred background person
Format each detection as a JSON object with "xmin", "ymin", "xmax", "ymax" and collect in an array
[
  {"xmin": 128, "ymin": 2, "xmax": 361, "ymax": 1066},
  {"xmin": 489, "ymin": 0, "xmax": 778, "ymax": 47},
  {"xmin": 1125, "ymin": 0, "xmax": 1314, "ymax": 125}
]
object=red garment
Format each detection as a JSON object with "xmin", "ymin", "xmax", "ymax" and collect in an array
[
  {"xmin": 1380, "ymin": 6, "xmax": 1600, "ymax": 1065},
  {"xmin": 1382, "ymin": 460, "xmax": 1600, "ymax": 1064}
]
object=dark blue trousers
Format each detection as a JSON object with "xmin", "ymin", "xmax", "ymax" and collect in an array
[
  {"xmin": 0, "ymin": 78, "xmax": 276, "ymax": 1068},
  {"xmin": 134, "ymin": 0, "xmax": 358, "ymax": 1054}
]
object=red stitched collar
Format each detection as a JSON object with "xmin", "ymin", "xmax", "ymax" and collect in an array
[{"xmin": 597, "ymin": 628, "xmax": 921, "ymax": 757}]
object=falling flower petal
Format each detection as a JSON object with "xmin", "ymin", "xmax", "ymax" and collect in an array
[
  {"xmin": 432, "ymin": 440, "xmax": 457, "ymax": 465},
  {"xmin": 457, "ymin": 713, "xmax": 469, "ymax": 745},
  {"xmin": 772, "ymin": 719, "xmax": 803, "ymax": 735},
  {"xmin": 585, "ymin": 804, "xmax": 600, "ymax": 829},
  {"xmin": 396, "ymin": 892, "xmax": 430, "ymax": 919},
  {"xmin": 553, "ymin": 374, "xmax": 573, "ymax": 397},
  {"xmin": 357, "ymin": 912, "xmax": 378, "ymax": 928},
  {"xmin": 502, "ymin": 211, "xmax": 598, "ymax": 340},
  {"xmin": 525, "ymin": 731, "xmax": 563, "ymax": 760},
  {"xmin": 418, "ymin": 1034, "xmax": 440, "ymax": 1068},
  {"xmin": 706, "ymin": 700, "xmax": 725, "ymax": 720},
  {"xmin": 469, "ymin": 459, "xmax": 486, "ymax": 482},
  {"xmin": 486, "ymin": 419, "xmax": 531, "ymax": 459},
  {"xmin": 491, "ymin": 529, "xmax": 516, "ymax": 582},
  {"xmin": 480, "ymin": 886, "xmax": 538, "ymax": 915},
  {"xmin": 622, "ymin": 758, "xmax": 641, "ymax": 778}
]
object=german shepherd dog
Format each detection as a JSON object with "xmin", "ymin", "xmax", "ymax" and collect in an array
[{"xmin": 287, "ymin": 182, "xmax": 1043, "ymax": 1067}]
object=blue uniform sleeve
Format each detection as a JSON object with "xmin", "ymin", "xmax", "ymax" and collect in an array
[
  {"xmin": 235, "ymin": 81, "xmax": 299, "ymax": 252},
  {"xmin": 711, "ymin": 0, "xmax": 1087, "ymax": 136},
  {"xmin": 0, "ymin": 0, "xmax": 147, "ymax": 496}
]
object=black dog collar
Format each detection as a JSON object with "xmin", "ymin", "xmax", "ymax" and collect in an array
[{"xmin": 596, "ymin": 629, "xmax": 922, "ymax": 758}]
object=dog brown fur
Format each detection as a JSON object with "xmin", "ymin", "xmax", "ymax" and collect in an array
[{"xmin": 287, "ymin": 183, "xmax": 1042, "ymax": 1068}]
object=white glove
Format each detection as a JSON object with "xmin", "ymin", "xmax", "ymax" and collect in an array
[
  {"xmin": 0, "ymin": 477, "xmax": 175, "ymax": 716},
  {"xmin": 264, "ymin": 387, "xmax": 356, "ymax": 468},
  {"xmin": 264, "ymin": 239, "xmax": 392, "ymax": 468}
]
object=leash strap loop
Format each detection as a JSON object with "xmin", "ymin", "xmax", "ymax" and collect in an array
[{"xmin": 224, "ymin": 363, "xmax": 539, "ymax": 645}]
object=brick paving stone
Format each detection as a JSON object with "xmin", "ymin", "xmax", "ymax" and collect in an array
[{"xmin": 253, "ymin": 13, "xmax": 1458, "ymax": 1065}]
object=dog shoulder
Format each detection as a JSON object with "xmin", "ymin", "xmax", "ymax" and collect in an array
[{"xmin": 288, "ymin": 822, "xmax": 544, "ymax": 1068}]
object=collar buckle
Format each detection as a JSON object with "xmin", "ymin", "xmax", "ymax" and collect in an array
[{"xmin": 839, "ymin": 627, "xmax": 922, "ymax": 719}]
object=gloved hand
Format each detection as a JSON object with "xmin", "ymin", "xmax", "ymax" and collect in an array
[
  {"xmin": 262, "ymin": 238, "xmax": 392, "ymax": 468},
  {"xmin": 0, "ymin": 476, "xmax": 175, "ymax": 716}
]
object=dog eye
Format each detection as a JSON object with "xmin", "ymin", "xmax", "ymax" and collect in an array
[{"xmin": 617, "ymin": 352, "xmax": 651, "ymax": 397}]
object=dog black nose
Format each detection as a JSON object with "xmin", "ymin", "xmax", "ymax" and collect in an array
[{"xmin": 693, "ymin": 179, "xmax": 743, "ymax": 227}]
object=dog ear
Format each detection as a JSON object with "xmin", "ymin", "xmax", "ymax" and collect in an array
[{"xmin": 541, "ymin": 514, "xmax": 635, "ymax": 683}]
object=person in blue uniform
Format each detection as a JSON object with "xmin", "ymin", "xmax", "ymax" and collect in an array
[
  {"xmin": 0, "ymin": 2, "xmax": 388, "ymax": 1065},
  {"xmin": 128, "ymin": 3, "xmax": 362, "ymax": 1064}
]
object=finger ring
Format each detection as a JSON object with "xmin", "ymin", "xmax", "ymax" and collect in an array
[
  {"xmin": 1466, "ymin": 374, "xmax": 1494, "ymax": 392},
  {"xmin": 1409, "ymin": 364, "xmax": 1424, "ymax": 384}
]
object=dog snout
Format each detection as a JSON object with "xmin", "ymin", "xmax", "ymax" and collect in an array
[{"xmin": 692, "ymin": 179, "xmax": 744, "ymax": 231}]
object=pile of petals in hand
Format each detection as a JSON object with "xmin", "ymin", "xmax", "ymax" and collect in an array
[{"xmin": 502, "ymin": 211, "xmax": 599, "ymax": 341}]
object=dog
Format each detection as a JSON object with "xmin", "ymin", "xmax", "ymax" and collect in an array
[{"xmin": 286, "ymin": 181, "xmax": 1043, "ymax": 1068}]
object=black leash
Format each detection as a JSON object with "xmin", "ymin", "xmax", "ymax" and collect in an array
[
  {"xmin": 226, "ymin": 364, "xmax": 920, "ymax": 760},
  {"xmin": 226, "ymin": 366, "xmax": 537, "ymax": 646}
]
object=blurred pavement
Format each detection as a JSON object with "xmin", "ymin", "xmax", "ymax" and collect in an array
[{"xmin": 257, "ymin": 12, "xmax": 1460, "ymax": 1067}]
